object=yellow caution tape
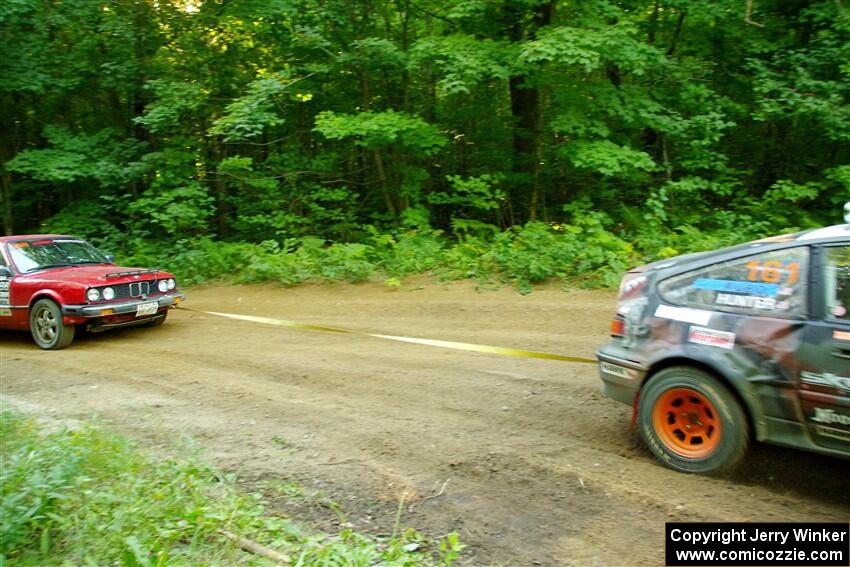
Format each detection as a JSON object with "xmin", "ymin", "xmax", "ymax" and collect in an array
[{"xmin": 178, "ymin": 306, "xmax": 598, "ymax": 365}]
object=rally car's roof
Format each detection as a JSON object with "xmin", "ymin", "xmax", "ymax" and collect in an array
[
  {"xmin": 0, "ymin": 234, "xmax": 78, "ymax": 243},
  {"xmin": 794, "ymin": 224, "xmax": 850, "ymax": 241},
  {"xmin": 632, "ymin": 223, "xmax": 849, "ymax": 274}
]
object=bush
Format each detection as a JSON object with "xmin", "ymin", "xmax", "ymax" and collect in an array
[
  {"xmin": 100, "ymin": 206, "xmax": 813, "ymax": 292},
  {"xmin": 0, "ymin": 411, "xmax": 462, "ymax": 566}
]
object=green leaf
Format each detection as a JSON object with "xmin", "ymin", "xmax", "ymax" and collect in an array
[
  {"xmin": 314, "ymin": 110, "xmax": 447, "ymax": 154},
  {"xmin": 563, "ymin": 140, "xmax": 656, "ymax": 177}
]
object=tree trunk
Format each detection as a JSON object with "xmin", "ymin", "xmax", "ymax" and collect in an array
[
  {"xmin": 508, "ymin": 1, "xmax": 553, "ymax": 222},
  {"xmin": 400, "ymin": 0, "xmax": 411, "ymax": 112},
  {"xmin": 0, "ymin": 167, "xmax": 12, "ymax": 236},
  {"xmin": 647, "ymin": 0, "xmax": 660, "ymax": 44},
  {"xmin": 373, "ymin": 150, "xmax": 396, "ymax": 216},
  {"xmin": 211, "ymin": 141, "xmax": 229, "ymax": 238},
  {"xmin": 0, "ymin": 127, "xmax": 15, "ymax": 235},
  {"xmin": 667, "ymin": 11, "xmax": 687, "ymax": 57}
]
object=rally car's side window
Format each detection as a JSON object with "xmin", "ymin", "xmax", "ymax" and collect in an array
[
  {"xmin": 823, "ymin": 246, "xmax": 850, "ymax": 322},
  {"xmin": 658, "ymin": 246, "xmax": 809, "ymax": 318}
]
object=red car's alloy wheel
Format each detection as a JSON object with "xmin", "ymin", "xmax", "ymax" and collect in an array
[
  {"xmin": 29, "ymin": 299, "xmax": 75, "ymax": 350},
  {"xmin": 33, "ymin": 305, "xmax": 58, "ymax": 342},
  {"xmin": 652, "ymin": 387, "xmax": 722, "ymax": 458}
]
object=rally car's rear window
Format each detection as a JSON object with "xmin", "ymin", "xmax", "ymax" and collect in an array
[{"xmin": 658, "ymin": 246, "xmax": 809, "ymax": 319}]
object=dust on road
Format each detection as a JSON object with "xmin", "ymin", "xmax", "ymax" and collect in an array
[{"xmin": 2, "ymin": 281, "xmax": 848, "ymax": 566}]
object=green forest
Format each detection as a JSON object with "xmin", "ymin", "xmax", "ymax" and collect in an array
[{"xmin": 2, "ymin": 0, "xmax": 849, "ymax": 289}]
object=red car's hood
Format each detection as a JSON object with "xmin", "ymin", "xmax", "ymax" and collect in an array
[{"xmin": 19, "ymin": 265, "xmax": 174, "ymax": 286}]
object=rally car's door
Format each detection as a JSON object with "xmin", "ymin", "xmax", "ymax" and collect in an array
[{"xmin": 797, "ymin": 244, "xmax": 850, "ymax": 452}]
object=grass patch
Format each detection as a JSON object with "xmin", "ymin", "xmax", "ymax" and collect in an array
[{"xmin": 0, "ymin": 411, "xmax": 463, "ymax": 566}]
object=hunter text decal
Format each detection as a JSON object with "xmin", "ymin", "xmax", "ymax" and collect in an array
[{"xmin": 715, "ymin": 294, "xmax": 777, "ymax": 310}]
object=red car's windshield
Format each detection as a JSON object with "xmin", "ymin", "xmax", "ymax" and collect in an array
[{"xmin": 8, "ymin": 239, "xmax": 109, "ymax": 274}]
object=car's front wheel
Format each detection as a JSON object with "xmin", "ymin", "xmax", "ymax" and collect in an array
[
  {"xmin": 638, "ymin": 366, "xmax": 749, "ymax": 475},
  {"xmin": 30, "ymin": 299, "xmax": 75, "ymax": 350}
]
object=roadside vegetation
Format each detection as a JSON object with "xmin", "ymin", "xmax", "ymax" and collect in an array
[
  {"xmin": 0, "ymin": 411, "xmax": 463, "ymax": 566},
  {"xmin": 3, "ymin": 1, "xmax": 848, "ymax": 290},
  {"xmin": 111, "ymin": 210, "xmax": 799, "ymax": 293}
]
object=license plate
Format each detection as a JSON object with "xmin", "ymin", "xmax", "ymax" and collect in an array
[{"xmin": 135, "ymin": 302, "xmax": 159, "ymax": 317}]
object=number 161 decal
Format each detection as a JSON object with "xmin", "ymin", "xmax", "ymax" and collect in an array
[{"xmin": 745, "ymin": 260, "xmax": 800, "ymax": 285}]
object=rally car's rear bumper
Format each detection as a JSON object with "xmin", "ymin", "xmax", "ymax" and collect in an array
[{"xmin": 596, "ymin": 345, "xmax": 648, "ymax": 405}]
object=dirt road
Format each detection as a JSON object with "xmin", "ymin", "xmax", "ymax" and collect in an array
[{"xmin": 2, "ymin": 281, "xmax": 848, "ymax": 566}]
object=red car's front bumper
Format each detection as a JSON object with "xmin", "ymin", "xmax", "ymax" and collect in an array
[{"xmin": 61, "ymin": 291, "xmax": 185, "ymax": 328}]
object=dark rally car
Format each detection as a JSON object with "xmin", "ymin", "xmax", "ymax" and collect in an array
[
  {"xmin": 0, "ymin": 235, "xmax": 185, "ymax": 350},
  {"xmin": 597, "ymin": 220, "xmax": 849, "ymax": 474}
]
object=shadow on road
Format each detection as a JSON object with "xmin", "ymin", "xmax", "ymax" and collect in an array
[
  {"xmin": 730, "ymin": 442, "xmax": 849, "ymax": 507},
  {"xmin": 1, "ymin": 324, "xmax": 167, "ymax": 350}
]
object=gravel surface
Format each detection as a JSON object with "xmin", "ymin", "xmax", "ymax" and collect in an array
[{"xmin": 2, "ymin": 280, "xmax": 848, "ymax": 566}]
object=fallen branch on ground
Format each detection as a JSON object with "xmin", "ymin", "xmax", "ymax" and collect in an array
[
  {"xmin": 420, "ymin": 479, "xmax": 450, "ymax": 505},
  {"xmin": 219, "ymin": 529, "xmax": 291, "ymax": 565}
]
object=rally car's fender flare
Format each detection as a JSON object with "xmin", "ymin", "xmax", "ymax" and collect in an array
[
  {"xmin": 28, "ymin": 289, "xmax": 66, "ymax": 310},
  {"xmin": 641, "ymin": 350, "xmax": 769, "ymax": 442}
]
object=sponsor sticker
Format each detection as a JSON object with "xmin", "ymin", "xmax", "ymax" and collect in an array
[
  {"xmin": 619, "ymin": 276, "xmax": 648, "ymax": 299},
  {"xmin": 655, "ymin": 305, "xmax": 713, "ymax": 326},
  {"xmin": 693, "ymin": 278, "xmax": 779, "ymax": 297},
  {"xmin": 687, "ymin": 326, "xmax": 736, "ymax": 350},
  {"xmin": 0, "ymin": 277, "xmax": 9, "ymax": 316},
  {"xmin": 811, "ymin": 407, "xmax": 850, "ymax": 426},
  {"xmin": 715, "ymin": 293, "xmax": 777, "ymax": 310},
  {"xmin": 601, "ymin": 361, "xmax": 638, "ymax": 380},
  {"xmin": 800, "ymin": 371, "xmax": 850, "ymax": 393}
]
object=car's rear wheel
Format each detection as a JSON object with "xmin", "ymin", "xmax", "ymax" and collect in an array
[
  {"xmin": 30, "ymin": 299, "xmax": 75, "ymax": 350},
  {"xmin": 638, "ymin": 366, "xmax": 748, "ymax": 475}
]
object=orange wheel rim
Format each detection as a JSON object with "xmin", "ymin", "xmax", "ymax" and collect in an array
[{"xmin": 652, "ymin": 387, "xmax": 722, "ymax": 458}]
